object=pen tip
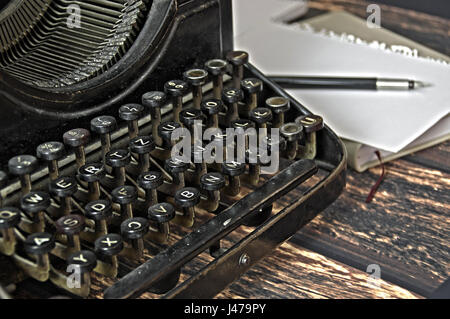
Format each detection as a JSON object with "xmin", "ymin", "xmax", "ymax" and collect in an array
[{"xmin": 412, "ymin": 81, "xmax": 433, "ymax": 89}]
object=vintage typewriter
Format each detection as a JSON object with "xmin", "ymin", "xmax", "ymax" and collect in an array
[{"xmin": 0, "ymin": 0, "xmax": 346, "ymax": 299}]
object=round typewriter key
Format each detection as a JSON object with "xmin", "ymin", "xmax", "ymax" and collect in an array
[
  {"xmin": 164, "ymin": 79, "xmax": 189, "ymax": 97},
  {"xmin": 130, "ymin": 135, "xmax": 155, "ymax": 155},
  {"xmin": 175, "ymin": 187, "xmax": 200, "ymax": 227},
  {"xmin": 222, "ymin": 162, "xmax": 245, "ymax": 197},
  {"xmin": 78, "ymin": 163, "xmax": 105, "ymax": 183},
  {"xmin": 49, "ymin": 176, "xmax": 77, "ymax": 215},
  {"xmin": 85, "ymin": 200, "xmax": 112, "ymax": 234},
  {"xmin": 165, "ymin": 158, "xmax": 188, "ymax": 188},
  {"xmin": 250, "ymin": 107, "xmax": 273, "ymax": 139},
  {"xmin": 91, "ymin": 115, "xmax": 117, "ymax": 135},
  {"xmin": 147, "ymin": 202, "xmax": 175, "ymax": 243},
  {"xmin": 23, "ymin": 233, "xmax": 54, "ymax": 277},
  {"xmin": 180, "ymin": 109, "xmax": 204, "ymax": 143},
  {"xmin": 91, "ymin": 115, "xmax": 117, "ymax": 162},
  {"xmin": 111, "ymin": 185, "xmax": 138, "ymax": 205},
  {"xmin": 119, "ymin": 104, "xmax": 145, "ymax": 139},
  {"xmin": 56, "ymin": 214, "xmax": 85, "ymax": 251},
  {"xmin": 205, "ymin": 58, "xmax": 228, "ymax": 99},
  {"xmin": 295, "ymin": 114, "xmax": 324, "ymax": 159},
  {"xmin": 130, "ymin": 136, "xmax": 155, "ymax": 173},
  {"xmin": 180, "ymin": 109, "xmax": 204, "ymax": 128},
  {"xmin": 183, "ymin": 68, "xmax": 208, "ymax": 109},
  {"xmin": 266, "ymin": 96, "xmax": 290, "ymax": 128},
  {"xmin": 164, "ymin": 80, "xmax": 189, "ymax": 123},
  {"xmin": 241, "ymin": 78, "xmax": 263, "ymax": 112},
  {"xmin": 148, "ymin": 202, "xmax": 175, "ymax": 224},
  {"xmin": 158, "ymin": 121, "xmax": 182, "ymax": 148},
  {"xmin": 0, "ymin": 207, "xmax": 21, "ymax": 255},
  {"xmin": 78, "ymin": 163, "xmax": 105, "ymax": 201},
  {"xmin": 0, "ymin": 207, "xmax": 21, "ymax": 229},
  {"xmin": 142, "ymin": 91, "xmax": 167, "ymax": 146},
  {"xmin": 295, "ymin": 114, "xmax": 324, "ymax": 133},
  {"xmin": 175, "ymin": 187, "xmax": 201, "ymax": 208},
  {"xmin": 200, "ymin": 172, "xmax": 226, "ymax": 191},
  {"xmin": 94, "ymin": 233, "xmax": 123, "ymax": 277},
  {"xmin": 121, "ymin": 217, "xmax": 149, "ymax": 257},
  {"xmin": 222, "ymin": 88, "xmax": 244, "ymax": 126},
  {"xmin": 63, "ymin": 128, "xmax": 90, "ymax": 168},
  {"xmin": 95, "ymin": 233, "xmax": 123, "ymax": 257},
  {"xmin": 24, "ymin": 232, "xmax": 55, "ymax": 255},
  {"xmin": 55, "ymin": 214, "xmax": 85, "ymax": 236},
  {"xmin": 250, "ymin": 107, "xmax": 272, "ymax": 127},
  {"xmin": 142, "ymin": 91, "xmax": 167, "ymax": 109},
  {"xmin": 105, "ymin": 149, "xmax": 131, "ymax": 186},
  {"xmin": 20, "ymin": 192, "xmax": 50, "ymax": 231},
  {"xmin": 111, "ymin": 185, "xmax": 137, "ymax": 220},
  {"xmin": 201, "ymin": 99, "xmax": 223, "ymax": 128},
  {"xmin": 200, "ymin": 172, "xmax": 225, "ymax": 212},
  {"xmin": 105, "ymin": 149, "xmax": 131, "ymax": 167},
  {"xmin": 36, "ymin": 141, "xmax": 65, "ymax": 180},
  {"xmin": 138, "ymin": 171, "xmax": 163, "ymax": 209},
  {"xmin": 8, "ymin": 155, "xmax": 38, "ymax": 195},
  {"xmin": 121, "ymin": 217, "xmax": 149, "ymax": 241},
  {"xmin": 49, "ymin": 176, "xmax": 78, "ymax": 198},
  {"xmin": 67, "ymin": 250, "xmax": 97, "ymax": 274},
  {"xmin": 138, "ymin": 171, "xmax": 163, "ymax": 190},
  {"xmin": 226, "ymin": 50, "xmax": 249, "ymax": 88},
  {"xmin": 280, "ymin": 122, "xmax": 304, "ymax": 160}
]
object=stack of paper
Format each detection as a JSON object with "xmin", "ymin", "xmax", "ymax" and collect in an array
[{"xmin": 233, "ymin": 0, "xmax": 450, "ymax": 171}]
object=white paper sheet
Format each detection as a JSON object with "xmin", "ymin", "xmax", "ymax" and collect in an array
[{"xmin": 233, "ymin": 0, "xmax": 450, "ymax": 153}]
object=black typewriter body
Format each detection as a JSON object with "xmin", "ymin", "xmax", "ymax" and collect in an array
[{"xmin": 0, "ymin": 0, "xmax": 346, "ymax": 299}]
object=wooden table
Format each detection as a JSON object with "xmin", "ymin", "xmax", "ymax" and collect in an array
[{"xmin": 218, "ymin": 0, "xmax": 450, "ymax": 299}]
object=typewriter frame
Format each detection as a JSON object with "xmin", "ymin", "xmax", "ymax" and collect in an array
[{"xmin": 0, "ymin": 63, "xmax": 346, "ymax": 299}]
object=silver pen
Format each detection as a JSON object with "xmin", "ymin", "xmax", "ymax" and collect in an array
[{"xmin": 269, "ymin": 76, "xmax": 431, "ymax": 90}]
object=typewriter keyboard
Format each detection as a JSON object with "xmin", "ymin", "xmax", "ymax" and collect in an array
[{"xmin": 0, "ymin": 51, "xmax": 345, "ymax": 299}]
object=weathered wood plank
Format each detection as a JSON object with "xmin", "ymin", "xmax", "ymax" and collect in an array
[
  {"xmin": 217, "ymin": 241, "xmax": 422, "ymax": 299},
  {"xmin": 307, "ymin": 0, "xmax": 450, "ymax": 55},
  {"xmin": 289, "ymin": 158, "xmax": 450, "ymax": 296}
]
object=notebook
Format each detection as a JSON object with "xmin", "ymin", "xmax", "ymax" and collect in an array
[{"xmin": 233, "ymin": 1, "xmax": 450, "ymax": 172}]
